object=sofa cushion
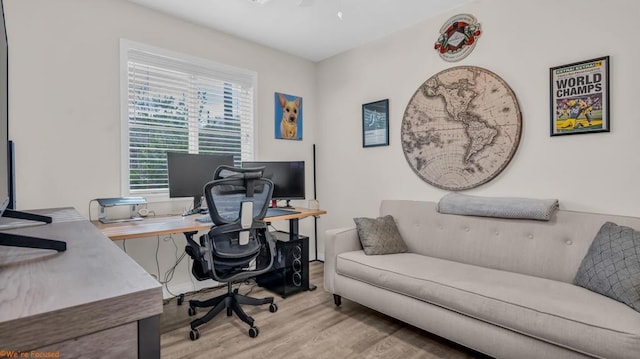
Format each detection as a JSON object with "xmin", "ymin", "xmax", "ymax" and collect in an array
[
  {"xmin": 353, "ymin": 215, "xmax": 408, "ymax": 255},
  {"xmin": 336, "ymin": 251, "xmax": 640, "ymax": 359},
  {"xmin": 574, "ymin": 221, "xmax": 640, "ymax": 312}
]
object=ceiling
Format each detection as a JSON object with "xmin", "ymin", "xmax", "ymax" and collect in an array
[{"xmin": 128, "ymin": 0, "xmax": 472, "ymax": 62}]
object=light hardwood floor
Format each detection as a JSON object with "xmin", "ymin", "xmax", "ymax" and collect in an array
[{"xmin": 160, "ymin": 262, "xmax": 487, "ymax": 359}]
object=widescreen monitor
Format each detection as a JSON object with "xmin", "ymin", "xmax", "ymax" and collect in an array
[
  {"xmin": 242, "ymin": 161, "xmax": 305, "ymax": 205},
  {"xmin": 167, "ymin": 152, "xmax": 234, "ymax": 212},
  {"xmin": 0, "ymin": 0, "xmax": 8, "ymax": 217}
]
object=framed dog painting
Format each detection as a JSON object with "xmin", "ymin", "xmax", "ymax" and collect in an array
[{"xmin": 275, "ymin": 92, "xmax": 303, "ymax": 140}]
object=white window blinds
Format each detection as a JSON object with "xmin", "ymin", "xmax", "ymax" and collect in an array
[{"xmin": 122, "ymin": 42, "xmax": 255, "ymax": 194}]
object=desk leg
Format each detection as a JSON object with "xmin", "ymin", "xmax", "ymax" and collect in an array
[
  {"xmin": 288, "ymin": 218, "xmax": 316, "ymax": 291},
  {"xmin": 138, "ymin": 315, "xmax": 160, "ymax": 359},
  {"xmin": 288, "ymin": 218, "xmax": 299, "ymax": 238}
]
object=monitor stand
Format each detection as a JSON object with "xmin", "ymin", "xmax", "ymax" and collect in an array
[
  {"xmin": 0, "ymin": 209, "xmax": 67, "ymax": 252},
  {"xmin": 271, "ymin": 200, "xmax": 294, "ymax": 209},
  {"xmin": 183, "ymin": 196, "xmax": 207, "ymax": 216}
]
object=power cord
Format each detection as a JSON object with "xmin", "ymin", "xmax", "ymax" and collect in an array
[
  {"xmin": 152, "ymin": 233, "xmax": 256, "ymax": 306},
  {"xmin": 154, "ymin": 235, "xmax": 188, "ymax": 297},
  {"xmin": 241, "ymin": 279, "xmax": 258, "ymax": 296},
  {"xmin": 155, "ymin": 236, "xmax": 162, "ymax": 282}
]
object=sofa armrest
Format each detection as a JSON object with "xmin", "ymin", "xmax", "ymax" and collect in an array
[{"xmin": 324, "ymin": 227, "xmax": 361, "ymax": 293}]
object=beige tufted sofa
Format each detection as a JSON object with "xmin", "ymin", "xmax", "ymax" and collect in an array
[{"xmin": 324, "ymin": 200, "xmax": 640, "ymax": 359}]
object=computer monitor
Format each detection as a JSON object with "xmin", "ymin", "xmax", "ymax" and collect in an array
[
  {"xmin": 242, "ymin": 161, "xmax": 305, "ymax": 207},
  {"xmin": 0, "ymin": 0, "xmax": 65, "ymax": 252},
  {"xmin": 167, "ymin": 152, "xmax": 234, "ymax": 214}
]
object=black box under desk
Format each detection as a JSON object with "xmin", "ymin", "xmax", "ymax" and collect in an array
[{"xmin": 256, "ymin": 230, "xmax": 309, "ymax": 298}]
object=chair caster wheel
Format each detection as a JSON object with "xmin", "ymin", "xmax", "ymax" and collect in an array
[
  {"xmin": 189, "ymin": 328, "xmax": 200, "ymax": 341},
  {"xmin": 248, "ymin": 326, "xmax": 259, "ymax": 338},
  {"xmin": 269, "ymin": 303, "xmax": 278, "ymax": 313},
  {"xmin": 177, "ymin": 293, "xmax": 185, "ymax": 306},
  {"xmin": 188, "ymin": 307, "xmax": 196, "ymax": 316}
]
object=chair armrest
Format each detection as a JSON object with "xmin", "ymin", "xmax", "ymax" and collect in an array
[{"xmin": 324, "ymin": 227, "xmax": 361, "ymax": 293}]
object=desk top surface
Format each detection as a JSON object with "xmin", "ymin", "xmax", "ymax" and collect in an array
[
  {"xmin": 0, "ymin": 208, "xmax": 162, "ymax": 349},
  {"xmin": 92, "ymin": 207, "xmax": 327, "ymax": 240}
]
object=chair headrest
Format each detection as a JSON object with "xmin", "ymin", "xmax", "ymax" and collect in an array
[
  {"xmin": 204, "ymin": 164, "xmax": 274, "ymax": 225},
  {"xmin": 214, "ymin": 165, "xmax": 264, "ymax": 180}
]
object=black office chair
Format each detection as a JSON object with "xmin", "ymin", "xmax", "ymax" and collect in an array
[{"xmin": 184, "ymin": 165, "xmax": 278, "ymax": 340}]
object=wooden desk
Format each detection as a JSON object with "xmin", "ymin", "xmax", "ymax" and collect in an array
[
  {"xmin": 92, "ymin": 207, "xmax": 326, "ymax": 241},
  {"xmin": 0, "ymin": 208, "xmax": 162, "ymax": 358},
  {"xmin": 92, "ymin": 207, "xmax": 327, "ymax": 294}
]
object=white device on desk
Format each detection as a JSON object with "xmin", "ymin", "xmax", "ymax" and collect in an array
[{"xmin": 97, "ymin": 197, "xmax": 147, "ymax": 224}]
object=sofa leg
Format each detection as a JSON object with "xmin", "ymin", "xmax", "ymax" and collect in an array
[{"xmin": 333, "ymin": 294, "xmax": 342, "ymax": 307}]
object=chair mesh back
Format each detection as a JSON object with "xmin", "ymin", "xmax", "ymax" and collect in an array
[
  {"xmin": 204, "ymin": 165, "xmax": 273, "ymax": 225},
  {"xmin": 185, "ymin": 165, "xmax": 277, "ymax": 282}
]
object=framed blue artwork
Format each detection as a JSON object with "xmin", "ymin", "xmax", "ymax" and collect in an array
[{"xmin": 275, "ymin": 92, "xmax": 303, "ymax": 140}]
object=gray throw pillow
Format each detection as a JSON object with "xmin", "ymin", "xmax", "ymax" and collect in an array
[
  {"xmin": 353, "ymin": 215, "xmax": 408, "ymax": 255},
  {"xmin": 574, "ymin": 222, "xmax": 640, "ymax": 312}
]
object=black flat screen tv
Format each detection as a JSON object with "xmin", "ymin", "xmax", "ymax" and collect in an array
[
  {"xmin": 167, "ymin": 152, "xmax": 234, "ymax": 214},
  {"xmin": 0, "ymin": 0, "xmax": 8, "ymax": 217},
  {"xmin": 241, "ymin": 161, "xmax": 305, "ymax": 205}
]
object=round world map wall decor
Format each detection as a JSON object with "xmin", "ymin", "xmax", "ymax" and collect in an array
[{"xmin": 401, "ymin": 66, "xmax": 522, "ymax": 191}]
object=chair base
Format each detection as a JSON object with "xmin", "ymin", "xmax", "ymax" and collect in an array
[{"xmin": 187, "ymin": 283, "xmax": 276, "ymax": 339}]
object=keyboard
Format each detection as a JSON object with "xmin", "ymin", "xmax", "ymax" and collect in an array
[
  {"xmin": 195, "ymin": 215, "xmax": 212, "ymax": 223},
  {"xmin": 266, "ymin": 208, "xmax": 300, "ymax": 217},
  {"xmin": 184, "ymin": 208, "xmax": 208, "ymax": 216}
]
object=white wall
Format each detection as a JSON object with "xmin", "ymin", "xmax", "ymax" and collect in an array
[
  {"xmin": 315, "ymin": 0, "xmax": 640, "ymax": 259},
  {"xmin": 6, "ymin": 0, "xmax": 640, "ymax": 292},
  {"xmin": 3, "ymin": 0, "xmax": 317, "ymax": 296}
]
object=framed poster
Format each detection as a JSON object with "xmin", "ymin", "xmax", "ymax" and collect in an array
[
  {"xmin": 362, "ymin": 99, "xmax": 389, "ymax": 147},
  {"xmin": 550, "ymin": 56, "xmax": 609, "ymax": 136},
  {"xmin": 275, "ymin": 92, "xmax": 303, "ymax": 140}
]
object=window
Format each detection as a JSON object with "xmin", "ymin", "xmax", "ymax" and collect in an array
[{"xmin": 120, "ymin": 40, "xmax": 256, "ymax": 196}]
